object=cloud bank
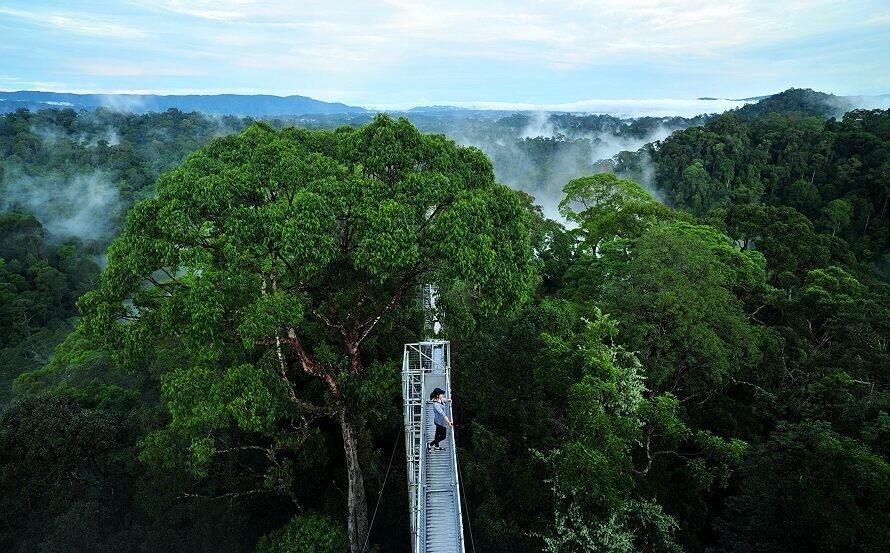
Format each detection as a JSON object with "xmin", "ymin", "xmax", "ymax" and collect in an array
[{"xmin": 1, "ymin": 1, "xmax": 887, "ymax": 104}]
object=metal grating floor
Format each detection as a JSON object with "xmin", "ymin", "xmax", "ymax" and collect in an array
[{"xmin": 422, "ymin": 374, "xmax": 463, "ymax": 553}]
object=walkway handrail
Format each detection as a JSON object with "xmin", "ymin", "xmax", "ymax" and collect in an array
[
  {"xmin": 417, "ymin": 385, "xmax": 427, "ymax": 553},
  {"xmin": 445, "ymin": 351, "xmax": 467, "ymax": 553}
]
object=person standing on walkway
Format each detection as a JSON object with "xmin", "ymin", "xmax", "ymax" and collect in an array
[{"xmin": 427, "ymin": 387, "xmax": 453, "ymax": 452}]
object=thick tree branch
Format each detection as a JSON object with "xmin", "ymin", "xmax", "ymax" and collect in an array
[
  {"xmin": 634, "ymin": 429, "xmax": 694, "ymax": 475},
  {"xmin": 261, "ymin": 272, "xmax": 335, "ymax": 414},
  {"xmin": 284, "ymin": 328, "xmax": 340, "ymax": 396},
  {"xmin": 176, "ymin": 488, "xmax": 271, "ymax": 503},
  {"xmin": 313, "ymin": 306, "xmax": 348, "ymax": 337},
  {"xmin": 357, "ymin": 266, "xmax": 428, "ymax": 344}
]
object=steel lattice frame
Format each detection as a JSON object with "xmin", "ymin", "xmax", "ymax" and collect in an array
[
  {"xmin": 403, "ymin": 341, "xmax": 450, "ymax": 551},
  {"xmin": 402, "ymin": 284, "xmax": 465, "ymax": 553}
]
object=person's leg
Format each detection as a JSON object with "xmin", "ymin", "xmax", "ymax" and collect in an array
[
  {"xmin": 438, "ymin": 425, "xmax": 447, "ymax": 449},
  {"xmin": 428, "ymin": 424, "xmax": 443, "ymax": 450},
  {"xmin": 433, "ymin": 424, "xmax": 446, "ymax": 448}
]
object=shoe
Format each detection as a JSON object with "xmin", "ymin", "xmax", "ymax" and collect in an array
[{"xmin": 434, "ymin": 446, "xmax": 445, "ymax": 451}]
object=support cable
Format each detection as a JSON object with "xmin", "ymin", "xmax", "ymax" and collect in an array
[
  {"xmin": 457, "ymin": 454, "xmax": 477, "ymax": 553},
  {"xmin": 361, "ymin": 426, "xmax": 403, "ymax": 553}
]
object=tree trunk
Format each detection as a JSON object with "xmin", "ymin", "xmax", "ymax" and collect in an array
[{"xmin": 341, "ymin": 410, "xmax": 370, "ymax": 553}]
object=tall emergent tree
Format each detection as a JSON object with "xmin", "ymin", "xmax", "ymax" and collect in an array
[{"xmin": 78, "ymin": 115, "xmax": 538, "ymax": 551}]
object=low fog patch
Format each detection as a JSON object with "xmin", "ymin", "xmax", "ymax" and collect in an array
[
  {"xmin": 828, "ymin": 94, "xmax": 890, "ymax": 117},
  {"xmin": 0, "ymin": 168, "xmax": 122, "ymax": 241},
  {"xmin": 521, "ymin": 112, "xmax": 557, "ymax": 138},
  {"xmin": 448, "ymin": 112, "xmax": 683, "ymax": 218}
]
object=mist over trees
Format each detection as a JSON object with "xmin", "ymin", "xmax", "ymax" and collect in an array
[
  {"xmin": 1, "ymin": 89, "xmax": 889, "ymax": 552},
  {"xmin": 0, "ymin": 105, "xmax": 700, "ymax": 407}
]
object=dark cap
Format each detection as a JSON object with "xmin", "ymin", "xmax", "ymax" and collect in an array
[{"xmin": 429, "ymin": 387, "xmax": 445, "ymax": 400}]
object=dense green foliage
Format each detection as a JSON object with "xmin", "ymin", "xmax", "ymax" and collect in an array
[
  {"xmin": 0, "ymin": 108, "xmax": 250, "ymax": 406},
  {"xmin": 255, "ymin": 514, "xmax": 348, "ymax": 553},
  {"xmin": 0, "ymin": 212, "xmax": 101, "ymax": 402},
  {"xmin": 75, "ymin": 114, "xmax": 536, "ymax": 552},
  {"xmin": 0, "ymin": 106, "xmax": 695, "ymax": 404},
  {"xmin": 1, "ymin": 92, "xmax": 888, "ymax": 553},
  {"xmin": 289, "ymin": 109, "xmax": 708, "ymax": 208},
  {"xmin": 617, "ymin": 104, "xmax": 890, "ymax": 271},
  {"xmin": 731, "ymin": 88, "xmax": 844, "ymax": 119},
  {"xmin": 0, "ymin": 107, "xmax": 248, "ymax": 200}
]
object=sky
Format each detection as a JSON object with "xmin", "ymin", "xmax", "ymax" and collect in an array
[{"xmin": 1, "ymin": 0, "xmax": 888, "ymax": 109}]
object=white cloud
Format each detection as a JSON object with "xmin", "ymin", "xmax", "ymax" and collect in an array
[
  {"xmin": 148, "ymin": 0, "xmax": 256, "ymax": 21},
  {"xmin": 124, "ymin": 0, "xmax": 889, "ymax": 74},
  {"xmin": 3, "ymin": 0, "xmax": 888, "ymax": 102},
  {"xmin": 77, "ymin": 62, "xmax": 203, "ymax": 77},
  {"xmin": 0, "ymin": 6, "xmax": 148, "ymax": 38}
]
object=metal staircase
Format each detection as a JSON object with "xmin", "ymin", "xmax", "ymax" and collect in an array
[{"xmin": 401, "ymin": 286, "xmax": 466, "ymax": 553}]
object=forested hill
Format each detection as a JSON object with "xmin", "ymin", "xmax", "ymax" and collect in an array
[
  {"xmin": 0, "ymin": 90, "xmax": 368, "ymax": 116},
  {"xmin": 0, "ymin": 94, "xmax": 888, "ymax": 553},
  {"xmin": 616, "ymin": 106, "xmax": 890, "ymax": 277},
  {"xmin": 732, "ymin": 87, "xmax": 843, "ymax": 118}
]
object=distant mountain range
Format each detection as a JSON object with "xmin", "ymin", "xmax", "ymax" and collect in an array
[
  {"xmin": 1, "ymin": 89, "xmax": 887, "ymax": 119},
  {"xmin": 698, "ymin": 95, "xmax": 770, "ymax": 102},
  {"xmin": 0, "ymin": 91, "xmax": 368, "ymax": 116}
]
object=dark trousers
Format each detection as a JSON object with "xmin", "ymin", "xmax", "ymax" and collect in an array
[{"xmin": 430, "ymin": 424, "xmax": 447, "ymax": 447}]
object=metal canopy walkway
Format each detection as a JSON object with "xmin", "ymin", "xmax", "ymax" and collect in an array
[{"xmin": 401, "ymin": 286, "xmax": 466, "ymax": 553}]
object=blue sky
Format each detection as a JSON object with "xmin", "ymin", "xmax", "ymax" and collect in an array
[{"xmin": 1, "ymin": 0, "xmax": 888, "ymax": 109}]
